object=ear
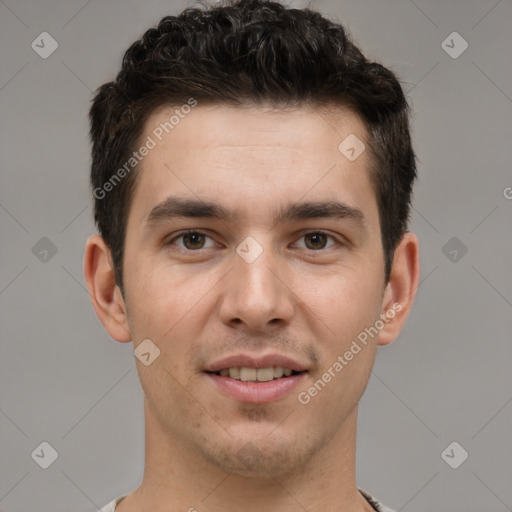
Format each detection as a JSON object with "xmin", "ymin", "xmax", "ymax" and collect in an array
[
  {"xmin": 377, "ymin": 231, "xmax": 420, "ymax": 346},
  {"xmin": 84, "ymin": 234, "xmax": 132, "ymax": 342}
]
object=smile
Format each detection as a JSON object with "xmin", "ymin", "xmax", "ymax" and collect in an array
[
  {"xmin": 212, "ymin": 366, "xmax": 301, "ymax": 382},
  {"xmin": 204, "ymin": 353, "xmax": 309, "ymax": 402}
]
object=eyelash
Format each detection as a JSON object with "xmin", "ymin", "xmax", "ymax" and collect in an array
[{"xmin": 166, "ymin": 229, "xmax": 341, "ymax": 253}]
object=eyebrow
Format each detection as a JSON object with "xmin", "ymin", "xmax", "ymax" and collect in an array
[{"xmin": 145, "ymin": 196, "xmax": 365, "ymax": 228}]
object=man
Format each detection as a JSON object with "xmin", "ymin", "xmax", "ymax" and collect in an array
[{"xmin": 84, "ymin": 0, "xmax": 420, "ymax": 510}]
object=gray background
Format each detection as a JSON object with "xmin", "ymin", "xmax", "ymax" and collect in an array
[{"xmin": 1, "ymin": 0, "xmax": 511, "ymax": 510}]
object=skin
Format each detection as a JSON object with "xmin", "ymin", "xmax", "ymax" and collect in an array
[{"xmin": 84, "ymin": 104, "xmax": 420, "ymax": 512}]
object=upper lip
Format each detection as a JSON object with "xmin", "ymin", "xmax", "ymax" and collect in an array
[{"xmin": 204, "ymin": 353, "xmax": 309, "ymax": 373}]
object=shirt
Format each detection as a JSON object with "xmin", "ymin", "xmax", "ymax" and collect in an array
[{"xmin": 99, "ymin": 488, "xmax": 396, "ymax": 511}]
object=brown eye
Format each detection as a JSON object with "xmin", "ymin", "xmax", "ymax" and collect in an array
[
  {"xmin": 304, "ymin": 232, "xmax": 329, "ymax": 250},
  {"xmin": 169, "ymin": 230, "xmax": 216, "ymax": 251},
  {"xmin": 182, "ymin": 232, "xmax": 206, "ymax": 249},
  {"xmin": 292, "ymin": 231, "xmax": 339, "ymax": 252}
]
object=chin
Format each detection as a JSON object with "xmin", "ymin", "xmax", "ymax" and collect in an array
[{"xmin": 198, "ymin": 430, "xmax": 319, "ymax": 478}]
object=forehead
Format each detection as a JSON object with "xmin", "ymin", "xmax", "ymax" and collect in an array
[
  {"xmin": 144, "ymin": 103, "xmax": 368, "ymax": 161},
  {"xmin": 129, "ymin": 103, "xmax": 377, "ymax": 226}
]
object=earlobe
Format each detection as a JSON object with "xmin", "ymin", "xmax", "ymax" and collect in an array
[
  {"xmin": 83, "ymin": 234, "xmax": 132, "ymax": 342},
  {"xmin": 378, "ymin": 231, "xmax": 420, "ymax": 346}
]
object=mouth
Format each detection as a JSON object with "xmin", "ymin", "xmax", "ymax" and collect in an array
[
  {"xmin": 204, "ymin": 354, "xmax": 309, "ymax": 403},
  {"xmin": 207, "ymin": 366, "xmax": 304, "ymax": 382}
]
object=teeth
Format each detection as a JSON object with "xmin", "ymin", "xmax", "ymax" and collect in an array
[
  {"xmin": 273, "ymin": 366, "xmax": 284, "ymax": 378},
  {"xmin": 256, "ymin": 367, "xmax": 274, "ymax": 382},
  {"xmin": 229, "ymin": 367, "xmax": 240, "ymax": 379},
  {"xmin": 218, "ymin": 366, "xmax": 297, "ymax": 381},
  {"xmin": 239, "ymin": 367, "xmax": 257, "ymax": 381}
]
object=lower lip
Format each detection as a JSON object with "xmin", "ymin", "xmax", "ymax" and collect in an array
[{"xmin": 206, "ymin": 373, "xmax": 306, "ymax": 403}]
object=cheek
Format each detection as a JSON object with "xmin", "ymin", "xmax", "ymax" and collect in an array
[
  {"xmin": 299, "ymin": 263, "xmax": 383, "ymax": 334},
  {"xmin": 298, "ymin": 273, "xmax": 381, "ymax": 414},
  {"xmin": 125, "ymin": 253, "xmax": 205, "ymax": 331}
]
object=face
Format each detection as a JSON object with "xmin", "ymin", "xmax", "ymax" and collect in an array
[{"xmin": 120, "ymin": 104, "xmax": 389, "ymax": 476}]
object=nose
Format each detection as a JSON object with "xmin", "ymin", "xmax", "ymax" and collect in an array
[{"xmin": 218, "ymin": 238, "xmax": 295, "ymax": 333}]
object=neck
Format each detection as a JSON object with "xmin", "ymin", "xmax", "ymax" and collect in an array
[{"xmin": 118, "ymin": 400, "xmax": 373, "ymax": 512}]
